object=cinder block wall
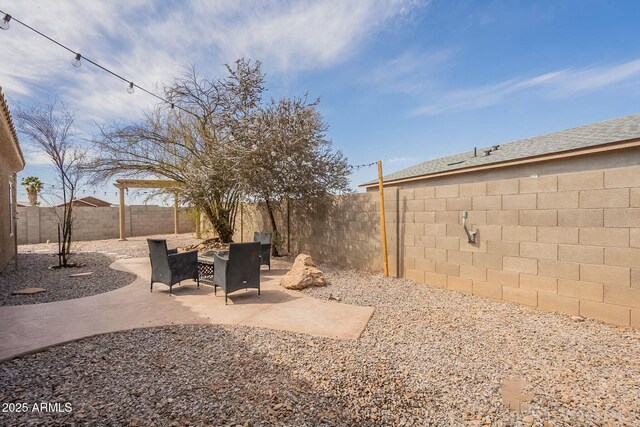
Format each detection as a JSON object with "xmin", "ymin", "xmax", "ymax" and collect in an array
[
  {"xmin": 395, "ymin": 164, "xmax": 640, "ymax": 328},
  {"xmin": 234, "ymin": 192, "xmax": 398, "ymax": 274},
  {"xmin": 237, "ymin": 155, "xmax": 640, "ymax": 328},
  {"xmin": 17, "ymin": 206, "xmax": 194, "ymax": 244}
]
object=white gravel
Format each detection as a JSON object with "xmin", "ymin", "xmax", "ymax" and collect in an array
[{"xmin": 1, "ymin": 256, "xmax": 639, "ymax": 426}]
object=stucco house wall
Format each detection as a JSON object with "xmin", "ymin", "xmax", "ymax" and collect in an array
[{"xmin": 0, "ymin": 88, "xmax": 25, "ymax": 272}]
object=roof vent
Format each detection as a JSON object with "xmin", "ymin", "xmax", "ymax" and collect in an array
[
  {"xmin": 484, "ymin": 149, "xmax": 492, "ymax": 156},
  {"xmin": 492, "ymin": 145, "xmax": 500, "ymax": 151},
  {"xmin": 447, "ymin": 160, "xmax": 466, "ymax": 166}
]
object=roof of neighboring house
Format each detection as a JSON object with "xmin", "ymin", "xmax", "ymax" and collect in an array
[
  {"xmin": 0, "ymin": 87, "xmax": 25, "ymax": 170},
  {"xmin": 361, "ymin": 113, "xmax": 640, "ymax": 187},
  {"xmin": 56, "ymin": 196, "xmax": 113, "ymax": 207}
]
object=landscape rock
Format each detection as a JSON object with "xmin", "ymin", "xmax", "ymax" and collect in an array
[
  {"xmin": 11, "ymin": 287, "xmax": 46, "ymax": 295},
  {"xmin": 180, "ymin": 237, "xmax": 227, "ymax": 254},
  {"xmin": 69, "ymin": 272, "xmax": 94, "ymax": 278},
  {"xmin": 280, "ymin": 254, "xmax": 327, "ymax": 290},
  {"xmin": 522, "ymin": 415, "xmax": 535, "ymax": 424}
]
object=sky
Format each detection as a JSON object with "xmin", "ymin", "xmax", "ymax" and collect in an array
[{"xmin": 2, "ymin": 0, "xmax": 640, "ymax": 205}]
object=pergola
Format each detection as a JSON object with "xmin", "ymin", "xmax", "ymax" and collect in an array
[{"xmin": 114, "ymin": 179, "xmax": 199, "ymax": 241}]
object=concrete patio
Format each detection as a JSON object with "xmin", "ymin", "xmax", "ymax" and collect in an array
[{"xmin": 0, "ymin": 257, "xmax": 374, "ymax": 362}]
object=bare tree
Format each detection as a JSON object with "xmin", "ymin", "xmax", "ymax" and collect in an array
[
  {"xmin": 15, "ymin": 100, "xmax": 85, "ymax": 267},
  {"xmin": 89, "ymin": 59, "xmax": 348, "ymax": 249},
  {"xmin": 232, "ymin": 95, "xmax": 350, "ymax": 255},
  {"xmin": 89, "ymin": 59, "xmax": 265, "ymax": 242}
]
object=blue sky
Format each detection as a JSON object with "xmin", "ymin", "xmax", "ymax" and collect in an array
[{"xmin": 2, "ymin": 0, "xmax": 640, "ymax": 205}]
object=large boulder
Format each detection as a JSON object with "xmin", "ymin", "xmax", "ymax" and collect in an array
[{"xmin": 280, "ymin": 254, "xmax": 328, "ymax": 290}]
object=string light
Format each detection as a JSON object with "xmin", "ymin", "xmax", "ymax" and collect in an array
[
  {"xmin": 72, "ymin": 53, "xmax": 82, "ymax": 68},
  {"xmin": 0, "ymin": 13, "xmax": 10, "ymax": 30},
  {"xmin": 350, "ymin": 161, "xmax": 377, "ymax": 170},
  {"xmin": 0, "ymin": 9, "xmax": 197, "ymax": 117}
]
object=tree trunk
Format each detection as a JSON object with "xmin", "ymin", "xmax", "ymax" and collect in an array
[
  {"xmin": 27, "ymin": 190, "xmax": 38, "ymax": 206},
  {"xmin": 265, "ymin": 198, "xmax": 280, "ymax": 257},
  {"xmin": 203, "ymin": 205, "xmax": 235, "ymax": 243},
  {"xmin": 60, "ymin": 204, "xmax": 73, "ymax": 266}
]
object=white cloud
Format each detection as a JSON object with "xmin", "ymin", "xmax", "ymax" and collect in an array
[
  {"xmin": 1, "ymin": 0, "xmax": 424, "ymax": 127},
  {"xmin": 412, "ymin": 59, "xmax": 640, "ymax": 116},
  {"xmin": 386, "ymin": 156, "xmax": 415, "ymax": 164},
  {"xmin": 365, "ymin": 48, "xmax": 453, "ymax": 94},
  {"xmin": 22, "ymin": 148, "xmax": 51, "ymax": 165},
  {"xmin": 556, "ymin": 59, "xmax": 640, "ymax": 94},
  {"xmin": 211, "ymin": 0, "xmax": 419, "ymax": 73}
]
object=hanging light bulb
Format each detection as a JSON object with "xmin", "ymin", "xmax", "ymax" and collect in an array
[
  {"xmin": 271, "ymin": 151, "xmax": 277, "ymax": 157},
  {"xmin": 0, "ymin": 14, "xmax": 11, "ymax": 31},
  {"xmin": 127, "ymin": 82, "xmax": 135, "ymax": 94},
  {"xmin": 72, "ymin": 53, "xmax": 82, "ymax": 68},
  {"xmin": 287, "ymin": 156, "xmax": 292, "ymax": 162}
]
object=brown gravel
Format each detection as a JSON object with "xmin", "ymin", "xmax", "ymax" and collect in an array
[
  {"xmin": 0, "ymin": 252, "xmax": 135, "ymax": 306},
  {"xmin": 0, "ymin": 233, "xmax": 200, "ymax": 306},
  {"xmin": 66, "ymin": 233, "xmax": 204, "ymax": 258},
  {"xmin": 1, "ymin": 254, "xmax": 639, "ymax": 426}
]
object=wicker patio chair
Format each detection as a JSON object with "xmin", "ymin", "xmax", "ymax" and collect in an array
[
  {"xmin": 213, "ymin": 241, "xmax": 261, "ymax": 304},
  {"xmin": 147, "ymin": 239, "xmax": 199, "ymax": 294},
  {"xmin": 253, "ymin": 231, "xmax": 272, "ymax": 270}
]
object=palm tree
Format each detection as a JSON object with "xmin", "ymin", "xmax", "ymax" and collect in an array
[{"xmin": 21, "ymin": 176, "xmax": 43, "ymax": 206}]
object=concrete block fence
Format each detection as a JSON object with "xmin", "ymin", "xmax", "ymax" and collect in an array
[
  {"xmin": 17, "ymin": 205, "xmax": 194, "ymax": 244},
  {"xmin": 236, "ymin": 164, "xmax": 640, "ymax": 328}
]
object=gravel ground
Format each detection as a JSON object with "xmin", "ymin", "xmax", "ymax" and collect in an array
[
  {"xmin": 0, "ymin": 233, "xmax": 200, "ymax": 306},
  {"xmin": 64, "ymin": 233, "xmax": 203, "ymax": 258},
  {"xmin": 0, "ymin": 252, "xmax": 135, "ymax": 306},
  {"xmin": 1, "ymin": 262, "xmax": 639, "ymax": 426}
]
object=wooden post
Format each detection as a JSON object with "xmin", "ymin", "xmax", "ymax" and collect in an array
[
  {"xmin": 118, "ymin": 186, "xmax": 126, "ymax": 241},
  {"xmin": 377, "ymin": 160, "xmax": 389, "ymax": 277},
  {"xmin": 240, "ymin": 203, "xmax": 244, "ymax": 242},
  {"xmin": 173, "ymin": 193, "xmax": 179, "ymax": 235},
  {"xmin": 395, "ymin": 187, "xmax": 400, "ymax": 278},
  {"xmin": 195, "ymin": 208, "xmax": 201, "ymax": 239},
  {"xmin": 287, "ymin": 198, "xmax": 291, "ymax": 254}
]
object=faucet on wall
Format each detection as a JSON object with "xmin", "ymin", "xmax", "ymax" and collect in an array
[{"xmin": 462, "ymin": 211, "xmax": 477, "ymax": 244}]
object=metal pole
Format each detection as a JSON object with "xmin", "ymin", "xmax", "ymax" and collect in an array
[
  {"xmin": 377, "ymin": 160, "xmax": 389, "ymax": 277},
  {"xmin": 12, "ymin": 174, "xmax": 18, "ymax": 270}
]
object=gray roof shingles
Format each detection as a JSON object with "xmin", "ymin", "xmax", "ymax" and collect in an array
[{"xmin": 362, "ymin": 113, "xmax": 640, "ymax": 186}]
